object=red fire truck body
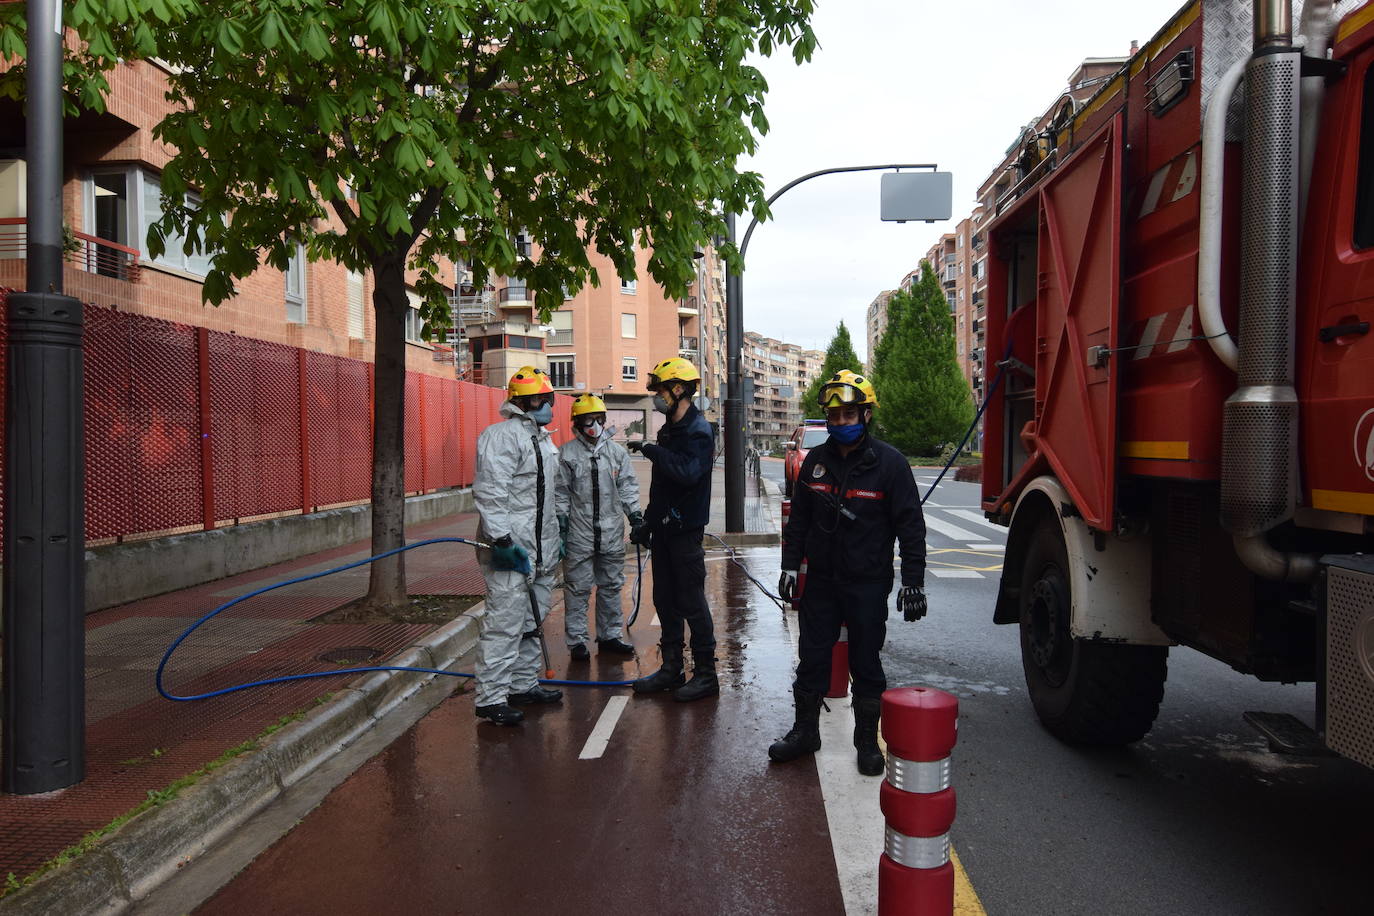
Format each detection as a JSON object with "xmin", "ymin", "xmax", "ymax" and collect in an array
[{"xmin": 982, "ymin": 0, "xmax": 1374, "ymax": 766}]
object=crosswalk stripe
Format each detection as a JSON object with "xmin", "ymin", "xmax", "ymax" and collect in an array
[
  {"xmin": 969, "ymin": 543, "xmax": 1005, "ymax": 552},
  {"xmin": 923, "ymin": 514, "xmax": 988, "ymax": 542},
  {"xmin": 930, "ymin": 569, "xmax": 985, "ymax": 578},
  {"xmin": 946, "ymin": 509, "xmax": 1007, "ymax": 533}
]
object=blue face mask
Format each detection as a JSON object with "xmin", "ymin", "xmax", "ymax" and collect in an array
[
  {"xmin": 529, "ymin": 403, "xmax": 553, "ymax": 426},
  {"xmin": 826, "ymin": 422, "xmax": 864, "ymax": 445}
]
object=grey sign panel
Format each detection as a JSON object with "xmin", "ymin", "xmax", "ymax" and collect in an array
[{"xmin": 881, "ymin": 171, "xmax": 953, "ymax": 223}]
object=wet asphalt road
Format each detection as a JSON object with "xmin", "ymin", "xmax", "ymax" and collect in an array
[{"xmin": 189, "ymin": 474, "xmax": 1372, "ymax": 915}]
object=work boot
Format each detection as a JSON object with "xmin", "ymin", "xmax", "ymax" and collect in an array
[
  {"xmin": 475, "ymin": 703, "xmax": 525, "ymax": 726},
  {"xmin": 768, "ymin": 688, "xmax": 823, "ymax": 763},
  {"xmin": 632, "ymin": 645, "xmax": 685, "ymax": 694},
  {"xmin": 509, "ymin": 685, "xmax": 563, "ymax": 705},
  {"xmin": 569, "ymin": 642, "xmax": 590, "ymax": 661},
  {"xmin": 674, "ymin": 650, "xmax": 720, "ymax": 702},
  {"xmin": 597, "ymin": 637, "xmax": 636, "ymax": 655},
  {"xmin": 853, "ymin": 696, "xmax": 885, "ymax": 776}
]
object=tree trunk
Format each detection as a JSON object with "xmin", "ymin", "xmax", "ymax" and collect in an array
[{"xmin": 365, "ymin": 251, "xmax": 408, "ymax": 607}]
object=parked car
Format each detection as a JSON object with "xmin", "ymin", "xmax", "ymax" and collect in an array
[{"xmin": 783, "ymin": 419, "xmax": 829, "ymax": 497}]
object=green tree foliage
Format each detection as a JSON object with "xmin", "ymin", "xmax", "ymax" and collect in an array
[
  {"xmin": 801, "ymin": 321, "xmax": 861, "ymax": 420},
  {"xmin": 2, "ymin": 1, "xmax": 817, "ymax": 606},
  {"xmin": 870, "ymin": 262, "xmax": 974, "ymax": 456}
]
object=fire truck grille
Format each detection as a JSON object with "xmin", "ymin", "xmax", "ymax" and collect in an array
[{"xmin": 1324, "ymin": 560, "xmax": 1374, "ymax": 769}]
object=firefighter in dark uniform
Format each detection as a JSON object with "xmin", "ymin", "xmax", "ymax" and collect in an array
[
  {"xmin": 625, "ymin": 357, "xmax": 719, "ymax": 702},
  {"xmin": 770, "ymin": 370, "xmax": 928, "ymax": 775}
]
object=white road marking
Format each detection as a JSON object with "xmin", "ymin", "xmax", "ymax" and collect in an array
[
  {"xmin": 930, "ymin": 569, "xmax": 985, "ymax": 579},
  {"xmin": 816, "ymin": 701, "xmax": 884, "ymax": 916},
  {"xmin": 946, "ymin": 509, "xmax": 1008, "ymax": 533},
  {"xmin": 578, "ymin": 695, "xmax": 630, "ymax": 760},
  {"xmin": 649, "ymin": 614, "xmax": 659, "ymax": 629},
  {"xmin": 969, "ymin": 543, "xmax": 1005, "ymax": 552},
  {"xmin": 922, "ymin": 514, "xmax": 988, "ymax": 542}
]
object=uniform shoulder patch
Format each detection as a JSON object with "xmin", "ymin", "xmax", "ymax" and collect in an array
[{"xmin": 812, "ymin": 463, "xmax": 826, "ymax": 479}]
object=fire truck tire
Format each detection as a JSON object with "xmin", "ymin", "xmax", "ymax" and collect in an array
[{"xmin": 1017, "ymin": 518, "xmax": 1167, "ymax": 746}]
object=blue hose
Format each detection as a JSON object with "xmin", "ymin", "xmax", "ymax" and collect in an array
[{"xmin": 156, "ymin": 537, "xmax": 636, "ymax": 702}]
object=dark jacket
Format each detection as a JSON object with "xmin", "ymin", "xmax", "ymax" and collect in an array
[
  {"xmin": 781, "ymin": 434, "xmax": 926, "ymax": 587},
  {"xmin": 641, "ymin": 404, "xmax": 714, "ymax": 531}
]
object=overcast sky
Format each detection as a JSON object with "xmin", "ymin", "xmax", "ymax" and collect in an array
[{"xmin": 738, "ymin": 0, "xmax": 1189, "ymax": 361}]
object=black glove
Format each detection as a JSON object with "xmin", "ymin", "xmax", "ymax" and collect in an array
[
  {"xmin": 625, "ymin": 440, "xmax": 647, "ymax": 454},
  {"xmin": 899, "ymin": 586, "xmax": 927, "ymax": 622},
  {"xmin": 778, "ymin": 570, "xmax": 799, "ymax": 603},
  {"xmin": 628, "ymin": 517, "xmax": 651, "ymax": 547}
]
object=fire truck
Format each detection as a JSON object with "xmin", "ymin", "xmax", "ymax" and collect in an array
[{"xmin": 981, "ymin": 0, "xmax": 1374, "ymax": 768}]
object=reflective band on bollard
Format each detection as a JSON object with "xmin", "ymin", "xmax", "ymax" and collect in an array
[
  {"xmin": 878, "ymin": 687, "xmax": 959, "ymax": 916},
  {"xmin": 885, "ymin": 827, "xmax": 950, "ymax": 870},
  {"xmin": 827, "ymin": 624, "xmax": 849, "ymax": 698}
]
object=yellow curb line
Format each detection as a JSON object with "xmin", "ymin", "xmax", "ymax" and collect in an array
[{"xmin": 928, "ymin": 561, "xmax": 1005, "ymax": 572}]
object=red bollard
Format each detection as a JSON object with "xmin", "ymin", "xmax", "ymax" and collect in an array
[
  {"xmin": 877, "ymin": 687, "xmax": 958, "ymax": 916},
  {"xmin": 827, "ymin": 624, "xmax": 849, "ymax": 698}
]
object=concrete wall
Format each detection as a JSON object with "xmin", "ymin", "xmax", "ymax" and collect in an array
[{"xmin": 82, "ymin": 489, "xmax": 475, "ymax": 612}]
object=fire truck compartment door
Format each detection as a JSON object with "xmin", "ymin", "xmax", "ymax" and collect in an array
[{"xmin": 1032, "ymin": 114, "xmax": 1124, "ymax": 532}]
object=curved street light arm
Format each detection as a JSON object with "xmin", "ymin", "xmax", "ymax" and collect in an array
[{"xmin": 738, "ymin": 163, "xmax": 938, "ymax": 261}]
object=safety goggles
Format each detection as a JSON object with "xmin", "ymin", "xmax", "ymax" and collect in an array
[
  {"xmin": 818, "ymin": 383, "xmax": 868, "ymax": 407},
  {"xmin": 574, "ymin": 414, "xmax": 606, "ymax": 428}
]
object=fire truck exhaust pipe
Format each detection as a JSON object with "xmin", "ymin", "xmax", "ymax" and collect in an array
[{"xmin": 1220, "ymin": 0, "xmax": 1309, "ymax": 581}]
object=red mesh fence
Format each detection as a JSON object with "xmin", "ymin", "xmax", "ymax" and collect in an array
[
  {"xmin": 83, "ymin": 307, "xmax": 202, "ymax": 539},
  {"xmin": 306, "ymin": 351, "xmax": 371, "ymax": 508},
  {"xmin": 0, "ymin": 300, "xmax": 524, "ymax": 546},
  {"xmin": 208, "ymin": 332, "xmax": 303, "ymax": 522}
]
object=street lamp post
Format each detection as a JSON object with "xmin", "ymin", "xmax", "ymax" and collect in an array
[
  {"xmin": 3, "ymin": 0, "xmax": 87, "ymax": 794},
  {"xmin": 723, "ymin": 164, "xmax": 947, "ymax": 532}
]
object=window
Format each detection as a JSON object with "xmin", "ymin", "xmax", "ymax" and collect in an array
[
  {"xmin": 285, "ymin": 241, "xmax": 306, "ymax": 323},
  {"xmin": 405, "ymin": 289, "xmax": 424, "ymax": 341},
  {"xmin": 621, "ymin": 312, "xmax": 637, "ymax": 338},
  {"xmin": 138, "ymin": 171, "xmax": 212, "ymax": 275},
  {"xmin": 1356, "ymin": 64, "xmax": 1374, "ymax": 249},
  {"xmin": 548, "ymin": 355, "xmax": 575, "ymax": 389},
  {"xmin": 347, "ymin": 270, "xmax": 365, "ymax": 338},
  {"xmin": 622, "ymin": 358, "xmax": 638, "ymax": 381},
  {"xmin": 550, "ymin": 310, "xmax": 573, "ymax": 346},
  {"xmin": 621, "ymin": 276, "xmax": 637, "ymax": 294}
]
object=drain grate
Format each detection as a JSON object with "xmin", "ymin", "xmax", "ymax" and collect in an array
[{"xmin": 317, "ymin": 645, "xmax": 384, "ymax": 664}]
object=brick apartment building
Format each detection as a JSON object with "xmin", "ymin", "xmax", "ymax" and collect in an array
[{"xmin": 741, "ymin": 330, "xmax": 824, "ymax": 451}]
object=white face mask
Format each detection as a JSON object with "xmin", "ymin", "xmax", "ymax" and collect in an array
[{"xmin": 580, "ymin": 421, "xmax": 603, "ymax": 440}]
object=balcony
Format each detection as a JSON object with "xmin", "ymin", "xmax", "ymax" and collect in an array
[
  {"xmin": 450, "ymin": 284, "xmax": 498, "ymax": 323},
  {"xmin": 677, "ymin": 294, "xmax": 699, "ymax": 317},
  {"xmin": 0, "ymin": 218, "xmax": 142, "ymax": 283},
  {"xmin": 498, "ymin": 284, "xmax": 532, "ymax": 307}
]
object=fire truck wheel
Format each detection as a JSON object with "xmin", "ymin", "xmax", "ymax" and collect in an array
[{"xmin": 1017, "ymin": 517, "xmax": 1168, "ymax": 745}]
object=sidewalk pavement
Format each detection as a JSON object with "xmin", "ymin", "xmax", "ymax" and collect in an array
[{"xmin": 0, "ymin": 465, "xmax": 778, "ymax": 912}]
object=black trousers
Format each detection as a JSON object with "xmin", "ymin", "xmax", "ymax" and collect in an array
[
  {"xmin": 794, "ymin": 574, "xmax": 890, "ymax": 699},
  {"xmin": 649, "ymin": 526, "xmax": 715, "ymax": 654}
]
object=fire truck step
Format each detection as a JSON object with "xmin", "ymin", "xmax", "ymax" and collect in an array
[{"xmin": 1241, "ymin": 711, "xmax": 1334, "ymax": 757}]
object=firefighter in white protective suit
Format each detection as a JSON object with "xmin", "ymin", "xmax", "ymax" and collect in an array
[
  {"xmin": 556, "ymin": 393, "xmax": 642, "ymax": 660},
  {"xmin": 472, "ymin": 366, "xmax": 565, "ymax": 726}
]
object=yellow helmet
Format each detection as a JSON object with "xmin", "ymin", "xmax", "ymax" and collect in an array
[
  {"xmin": 818, "ymin": 369, "xmax": 879, "ymax": 408},
  {"xmin": 646, "ymin": 357, "xmax": 700, "ymax": 391},
  {"xmin": 570, "ymin": 393, "xmax": 607, "ymax": 418},
  {"xmin": 507, "ymin": 365, "xmax": 553, "ymax": 398}
]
